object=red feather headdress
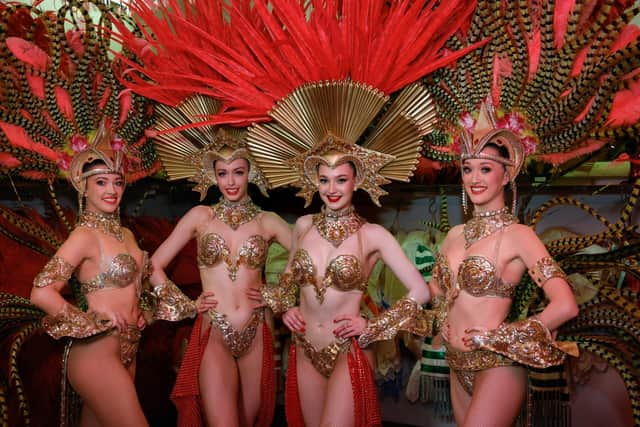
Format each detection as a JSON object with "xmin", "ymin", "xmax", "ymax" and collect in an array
[
  {"xmin": 0, "ymin": 0, "xmax": 159, "ymax": 189},
  {"xmin": 422, "ymin": 0, "xmax": 640, "ymax": 168},
  {"xmin": 116, "ymin": 0, "xmax": 484, "ymax": 205}
]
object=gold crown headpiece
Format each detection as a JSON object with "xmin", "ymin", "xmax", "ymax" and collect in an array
[
  {"xmin": 68, "ymin": 119, "xmax": 126, "ymax": 194},
  {"xmin": 459, "ymin": 100, "xmax": 525, "ymax": 181},
  {"xmin": 153, "ymin": 95, "xmax": 269, "ymax": 201},
  {"xmin": 246, "ymin": 80, "xmax": 436, "ymax": 207}
]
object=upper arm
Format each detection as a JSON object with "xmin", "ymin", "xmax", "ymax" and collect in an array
[
  {"xmin": 151, "ymin": 207, "xmax": 206, "ymax": 270},
  {"xmin": 264, "ymin": 212, "xmax": 293, "ymax": 251},
  {"xmin": 367, "ymin": 224, "xmax": 430, "ymax": 303}
]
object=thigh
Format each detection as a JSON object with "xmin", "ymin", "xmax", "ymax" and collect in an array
[
  {"xmin": 295, "ymin": 350, "xmax": 328, "ymax": 427},
  {"xmin": 236, "ymin": 323, "xmax": 265, "ymax": 426},
  {"xmin": 449, "ymin": 371, "xmax": 472, "ymax": 426},
  {"xmin": 321, "ymin": 349, "xmax": 375, "ymax": 427},
  {"xmin": 464, "ymin": 366, "xmax": 527, "ymax": 427},
  {"xmin": 68, "ymin": 336, "xmax": 147, "ymax": 427},
  {"xmin": 199, "ymin": 328, "xmax": 240, "ymax": 427}
]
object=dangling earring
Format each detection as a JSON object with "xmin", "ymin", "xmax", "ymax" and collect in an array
[
  {"xmin": 77, "ymin": 192, "xmax": 84, "ymax": 217},
  {"xmin": 510, "ymin": 180, "xmax": 517, "ymax": 215},
  {"xmin": 461, "ymin": 187, "xmax": 468, "ymax": 215}
]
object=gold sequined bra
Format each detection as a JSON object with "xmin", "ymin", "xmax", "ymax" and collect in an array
[
  {"xmin": 197, "ymin": 233, "xmax": 268, "ymax": 281},
  {"xmin": 436, "ymin": 230, "xmax": 517, "ymax": 299},
  {"xmin": 291, "ymin": 248, "xmax": 367, "ymax": 303},
  {"xmin": 80, "ymin": 251, "xmax": 149, "ymax": 294}
]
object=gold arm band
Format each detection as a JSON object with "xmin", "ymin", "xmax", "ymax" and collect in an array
[
  {"xmin": 261, "ymin": 271, "xmax": 298, "ymax": 315},
  {"xmin": 357, "ymin": 296, "xmax": 435, "ymax": 348},
  {"xmin": 471, "ymin": 317, "xmax": 579, "ymax": 368},
  {"xmin": 152, "ymin": 278, "xmax": 197, "ymax": 321},
  {"xmin": 528, "ymin": 256, "xmax": 567, "ymax": 288},
  {"xmin": 33, "ymin": 256, "xmax": 76, "ymax": 288},
  {"xmin": 42, "ymin": 303, "xmax": 112, "ymax": 339}
]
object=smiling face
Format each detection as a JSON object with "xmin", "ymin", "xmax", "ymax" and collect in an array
[
  {"xmin": 215, "ymin": 157, "xmax": 250, "ymax": 202},
  {"xmin": 83, "ymin": 163, "xmax": 125, "ymax": 214},
  {"xmin": 317, "ymin": 162, "xmax": 356, "ymax": 211},
  {"xmin": 462, "ymin": 145, "xmax": 509, "ymax": 212}
]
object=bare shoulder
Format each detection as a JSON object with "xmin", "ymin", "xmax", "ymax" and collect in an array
[
  {"xmin": 507, "ymin": 223, "xmax": 539, "ymax": 240},
  {"xmin": 440, "ymin": 224, "xmax": 464, "ymax": 251},
  {"xmin": 66, "ymin": 225, "xmax": 98, "ymax": 247},
  {"xmin": 294, "ymin": 213, "xmax": 313, "ymax": 229},
  {"xmin": 260, "ymin": 210, "xmax": 288, "ymax": 225},
  {"xmin": 182, "ymin": 204, "xmax": 213, "ymax": 224}
]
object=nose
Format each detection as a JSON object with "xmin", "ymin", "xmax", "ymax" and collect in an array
[
  {"xmin": 228, "ymin": 173, "xmax": 235, "ymax": 185},
  {"xmin": 328, "ymin": 179, "xmax": 336, "ymax": 193}
]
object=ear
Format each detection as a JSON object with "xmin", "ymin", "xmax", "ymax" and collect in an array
[{"xmin": 502, "ymin": 170, "xmax": 510, "ymax": 187}]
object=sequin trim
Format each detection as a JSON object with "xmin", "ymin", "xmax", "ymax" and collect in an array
[
  {"xmin": 528, "ymin": 256, "xmax": 568, "ymax": 288},
  {"xmin": 313, "ymin": 205, "xmax": 365, "ymax": 247},
  {"xmin": 76, "ymin": 210, "xmax": 124, "ymax": 241},
  {"xmin": 295, "ymin": 333, "xmax": 351, "ymax": 377},
  {"xmin": 33, "ymin": 256, "xmax": 76, "ymax": 288},
  {"xmin": 211, "ymin": 197, "xmax": 261, "ymax": 230},
  {"xmin": 463, "ymin": 207, "xmax": 517, "ymax": 248},
  {"xmin": 208, "ymin": 309, "xmax": 263, "ymax": 357}
]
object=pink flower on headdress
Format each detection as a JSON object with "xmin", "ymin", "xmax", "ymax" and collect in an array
[
  {"xmin": 521, "ymin": 136, "xmax": 538, "ymax": 156},
  {"xmin": 70, "ymin": 134, "xmax": 88, "ymax": 152},
  {"xmin": 111, "ymin": 136, "xmax": 124, "ymax": 152},
  {"xmin": 57, "ymin": 152, "xmax": 72, "ymax": 171},
  {"xmin": 499, "ymin": 112, "xmax": 525, "ymax": 133},
  {"xmin": 459, "ymin": 112, "xmax": 476, "ymax": 131}
]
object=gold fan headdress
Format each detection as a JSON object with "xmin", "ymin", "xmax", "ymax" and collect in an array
[
  {"xmin": 153, "ymin": 95, "xmax": 269, "ymax": 201},
  {"xmin": 247, "ymin": 80, "xmax": 436, "ymax": 206}
]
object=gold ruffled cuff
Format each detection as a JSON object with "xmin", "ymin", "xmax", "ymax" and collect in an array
[
  {"xmin": 152, "ymin": 278, "xmax": 197, "ymax": 321},
  {"xmin": 358, "ymin": 296, "xmax": 435, "ymax": 348},
  {"xmin": 472, "ymin": 318, "xmax": 579, "ymax": 368},
  {"xmin": 33, "ymin": 256, "xmax": 75, "ymax": 288},
  {"xmin": 261, "ymin": 271, "xmax": 298, "ymax": 315},
  {"xmin": 528, "ymin": 256, "xmax": 567, "ymax": 288},
  {"xmin": 42, "ymin": 303, "xmax": 112, "ymax": 340}
]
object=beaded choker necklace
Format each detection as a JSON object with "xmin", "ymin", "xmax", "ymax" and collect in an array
[
  {"xmin": 313, "ymin": 205, "xmax": 365, "ymax": 247},
  {"xmin": 77, "ymin": 210, "xmax": 124, "ymax": 242},
  {"xmin": 463, "ymin": 206, "xmax": 517, "ymax": 248},
  {"xmin": 212, "ymin": 197, "xmax": 261, "ymax": 230}
]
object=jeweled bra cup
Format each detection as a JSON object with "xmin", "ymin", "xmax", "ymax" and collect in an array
[
  {"xmin": 291, "ymin": 249, "xmax": 366, "ymax": 304},
  {"xmin": 197, "ymin": 233, "xmax": 268, "ymax": 281},
  {"xmin": 80, "ymin": 253, "xmax": 139, "ymax": 294},
  {"xmin": 457, "ymin": 255, "xmax": 518, "ymax": 298}
]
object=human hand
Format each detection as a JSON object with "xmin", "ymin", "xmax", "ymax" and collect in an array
[
  {"xmin": 195, "ymin": 291, "xmax": 217, "ymax": 313},
  {"xmin": 282, "ymin": 306, "xmax": 305, "ymax": 333},
  {"xmin": 461, "ymin": 325, "xmax": 489, "ymax": 349},
  {"xmin": 136, "ymin": 311, "xmax": 147, "ymax": 330},
  {"xmin": 246, "ymin": 286, "xmax": 267, "ymax": 309},
  {"xmin": 91, "ymin": 309, "xmax": 127, "ymax": 333},
  {"xmin": 333, "ymin": 314, "xmax": 367, "ymax": 338}
]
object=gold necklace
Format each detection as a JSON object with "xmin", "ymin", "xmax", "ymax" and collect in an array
[
  {"xmin": 77, "ymin": 210, "xmax": 124, "ymax": 241},
  {"xmin": 463, "ymin": 206, "xmax": 517, "ymax": 248},
  {"xmin": 313, "ymin": 205, "xmax": 365, "ymax": 247},
  {"xmin": 212, "ymin": 197, "xmax": 261, "ymax": 230}
]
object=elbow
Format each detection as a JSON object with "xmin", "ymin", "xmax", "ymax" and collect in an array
[
  {"xmin": 409, "ymin": 285, "xmax": 430, "ymax": 306},
  {"xmin": 565, "ymin": 299, "xmax": 579, "ymax": 321}
]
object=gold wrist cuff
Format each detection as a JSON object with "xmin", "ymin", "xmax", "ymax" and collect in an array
[
  {"xmin": 152, "ymin": 278, "xmax": 196, "ymax": 321},
  {"xmin": 43, "ymin": 303, "xmax": 112, "ymax": 339},
  {"xmin": 472, "ymin": 318, "xmax": 579, "ymax": 368},
  {"xmin": 261, "ymin": 272, "xmax": 298, "ymax": 315},
  {"xmin": 528, "ymin": 256, "xmax": 567, "ymax": 288},
  {"xmin": 357, "ymin": 296, "xmax": 435, "ymax": 348},
  {"xmin": 33, "ymin": 256, "xmax": 75, "ymax": 288}
]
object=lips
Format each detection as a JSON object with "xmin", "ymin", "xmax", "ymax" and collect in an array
[
  {"xmin": 225, "ymin": 188, "xmax": 239, "ymax": 195},
  {"xmin": 327, "ymin": 195, "xmax": 341, "ymax": 203},
  {"xmin": 469, "ymin": 186, "xmax": 486, "ymax": 195},
  {"xmin": 102, "ymin": 197, "xmax": 118, "ymax": 204}
]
